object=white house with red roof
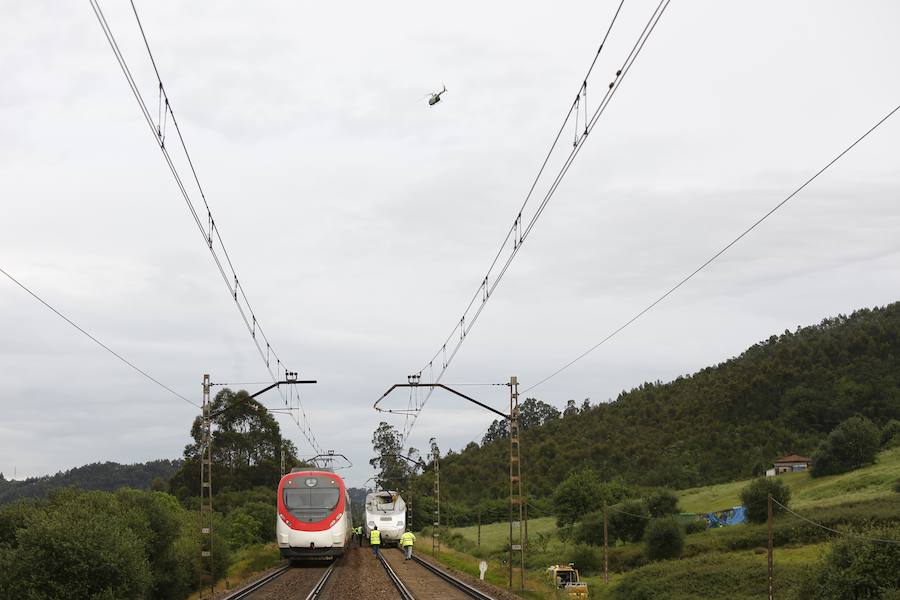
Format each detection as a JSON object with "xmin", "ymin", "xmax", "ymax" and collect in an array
[{"xmin": 766, "ymin": 454, "xmax": 813, "ymax": 476}]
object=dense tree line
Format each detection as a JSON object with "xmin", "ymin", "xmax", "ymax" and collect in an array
[
  {"xmin": 408, "ymin": 303, "xmax": 900, "ymax": 523},
  {"xmin": 0, "ymin": 386, "xmax": 307, "ymax": 598},
  {"xmin": 0, "ymin": 487, "xmax": 223, "ymax": 599},
  {"xmin": 0, "ymin": 460, "xmax": 181, "ymax": 505}
]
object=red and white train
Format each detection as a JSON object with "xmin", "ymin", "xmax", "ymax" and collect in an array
[{"xmin": 276, "ymin": 468, "xmax": 352, "ymax": 559}]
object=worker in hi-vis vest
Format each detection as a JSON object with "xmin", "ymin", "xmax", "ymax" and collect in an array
[
  {"xmin": 370, "ymin": 525, "xmax": 381, "ymax": 557},
  {"xmin": 400, "ymin": 530, "xmax": 416, "ymax": 560}
]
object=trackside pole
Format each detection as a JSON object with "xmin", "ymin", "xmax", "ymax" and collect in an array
[
  {"xmin": 477, "ymin": 511, "xmax": 481, "ymax": 548},
  {"xmin": 508, "ymin": 376, "xmax": 524, "ymax": 590},
  {"xmin": 767, "ymin": 493, "xmax": 774, "ymax": 600},
  {"xmin": 200, "ymin": 374, "xmax": 213, "ymax": 598},
  {"xmin": 433, "ymin": 440, "xmax": 441, "ymax": 555}
]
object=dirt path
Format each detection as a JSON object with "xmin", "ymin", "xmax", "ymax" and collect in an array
[{"xmin": 318, "ymin": 546, "xmax": 400, "ymax": 600}]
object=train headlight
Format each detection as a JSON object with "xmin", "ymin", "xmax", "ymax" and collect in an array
[
  {"xmin": 368, "ymin": 521, "xmax": 375, "ymax": 528},
  {"xmin": 396, "ymin": 521, "xmax": 404, "ymax": 528}
]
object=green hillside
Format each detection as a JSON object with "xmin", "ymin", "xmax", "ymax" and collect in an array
[
  {"xmin": 452, "ymin": 446, "xmax": 900, "ymax": 554},
  {"xmin": 678, "ymin": 445, "xmax": 900, "ymax": 513},
  {"xmin": 0, "ymin": 460, "xmax": 181, "ymax": 505},
  {"xmin": 409, "ymin": 303, "xmax": 900, "ymax": 526},
  {"xmin": 430, "ymin": 446, "xmax": 900, "ymax": 599}
]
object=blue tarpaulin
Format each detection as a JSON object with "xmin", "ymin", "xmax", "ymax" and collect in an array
[{"xmin": 702, "ymin": 506, "xmax": 746, "ymax": 527}]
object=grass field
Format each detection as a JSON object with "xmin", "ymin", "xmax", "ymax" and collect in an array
[
  {"xmin": 428, "ymin": 447, "xmax": 900, "ymax": 598},
  {"xmin": 677, "ymin": 445, "xmax": 900, "ymax": 513},
  {"xmin": 591, "ymin": 543, "xmax": 827, "ymax": 600},
  {"xmin": 452, "ymin": 516, "xmax": 558, "ymax": 554}
]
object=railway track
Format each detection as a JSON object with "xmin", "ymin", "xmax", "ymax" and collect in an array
[
  {"xmin": 220, "ymin": 561, "xmax": 336, "ymax": 600},
  {"xmin": 221, "ymin": 565, "xmax": 291, "ymax": 599},
  {"xmin": 304, "ymin": 561, "xmax": 338, "ymax": 599},
  {"xmin": 410, "ymin": 555, "xmax": 495, "ymax": 600},
  {"xmin": 380, "ymin": 549, "xmax": 497, "ymax": 600},
  {"xmin": 377, "ymin": 551, "xmax": 416, "ymax": 600}
]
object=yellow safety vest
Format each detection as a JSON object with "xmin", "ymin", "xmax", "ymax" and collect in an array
[
  {"xmin": 400, "ymin": 532, "xmax": 415, "ymax": 547},
  {"xmin": 370, "ymin": 529, "xmax": 381, "ymax": 545}
]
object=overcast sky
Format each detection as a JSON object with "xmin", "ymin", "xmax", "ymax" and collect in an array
[{"xmin": 2, "ymin": 1, "xmax": 899, "ymax": 487}]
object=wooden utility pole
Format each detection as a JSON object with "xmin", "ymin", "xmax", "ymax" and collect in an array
[
  {"xmin": 508, "ymin": 376, "xmax": 524, "ymax": 591},
  {"xmin": 767, "ymin": 493, "xmax": 774, "ymax": 600},
  {"xmin": 199, "ymin": 374, "xmax": 213, "ymax": 598},
  {"xmin": 477, "ymin": 511, "xmax": 481, "ymax": 548},
  {"xmin": 603, "ymin": 504, "xmax": 609, "ymax": 584}
]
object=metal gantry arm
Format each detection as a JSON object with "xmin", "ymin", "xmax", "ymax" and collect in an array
[
  {"xmin": 207, "ymin": 375, "xmax": 317, "ymax": 419},
  {"xmin": 374, "ymin": 377, "xmax": 526, "ymax": 591},
  {"xmin": 305, "ymin": 451, "xmax": 353, "ymax": 471},
  {"xmin": 374, "ymin": 383, "xmax": 510, "ymax": 420}
]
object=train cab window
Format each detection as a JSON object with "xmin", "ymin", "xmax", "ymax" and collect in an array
[{"xmin": 283, "ymin": 482, "xmax": 340, "ymax": 522}]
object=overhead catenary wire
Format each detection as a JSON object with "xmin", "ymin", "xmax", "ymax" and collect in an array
[
  {"xmin": 773, "ymin": 498, "xmax": 900, "ymax": 545},
  {"xmin": 607, "ymin": 506, "xmax": 655, "ymax": 520},
  {"xmin": 392, "ymin": 0, "xmax": 669, "ymax": 445},
  {"xmin": 89, "ymin": 0, "xmax": 322, "ymax": 453},
  {"xmin": 523, "ymin": 101, "xmax": 900, "ymax": 393},
  {"xmin": 0, "ymin": 266, "xmax": 198, "ymax": 408}
]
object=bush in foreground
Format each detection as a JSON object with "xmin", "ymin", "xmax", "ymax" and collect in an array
[
  {"xmin": 644, "ymin": 517, "xmax": 684, "ymax": 560},
  {"xmin": 813, "ymin": 416, "xmax": 881, "ymax": 477},
  {"xmin": 798, "ymin": 528, "xmax": 900, "ymax": 599},
  {"xmin": 0, "ymin": 488, "xmax": 216, "ymax": 600},
  {"xmin": 740, "ymin": 478, "xmax": 791, "ymax": 524}
]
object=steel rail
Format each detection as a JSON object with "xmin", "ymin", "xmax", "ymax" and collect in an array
[
  {"xmin": 377, "ymin": 552, "xmax": 416, "ymax": 600},
  {"xmin": 304, "ymin": 561, "xmax": 339, "ymax": 600},
  {"xmin": 221, "ymin": 565, "xmax": 290, "ymax": 599},
  {"xmin": 410, "ymin": 554, "xmax": 496, "ymax": 600}
]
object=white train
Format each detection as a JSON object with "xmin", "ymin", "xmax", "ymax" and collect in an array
[
  {"xmin": 276, "ymin": 468, "xmax": 352, "ymax": 560},
  {"xmin": 364, "ymin": 490, "xmax": 407, "ymax": 546}
]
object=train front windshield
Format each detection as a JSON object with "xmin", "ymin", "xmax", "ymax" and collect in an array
[{"xmin": 283, "ymin": 478, "xmax": 340, "ymax": 522}]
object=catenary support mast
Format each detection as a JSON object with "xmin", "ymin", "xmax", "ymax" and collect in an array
[
  {"xmin": 509, "ymin": 376, "xmax": 525, "ymax": 590},
  {"xmin": 199, "ymin": 374, "xmax": 213, "ymax": 598}
]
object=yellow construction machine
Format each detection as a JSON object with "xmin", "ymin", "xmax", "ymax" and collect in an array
[{"xmin": 547, "ymin": 563, "xmax": 588, "ymax": 598}]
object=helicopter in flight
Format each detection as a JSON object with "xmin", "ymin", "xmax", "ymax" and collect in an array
[{"xmin": 427, "ymin": 85, "xmax": 447, "ymax": 106}]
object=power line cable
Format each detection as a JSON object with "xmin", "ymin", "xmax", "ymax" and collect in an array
[
  {"xmin": 524, "ymin": 101, "xmax": 900, "ymax": 393},
  {"xmin": 393, "ymin": 0, "xmax": 670, "ymax": 445},
  {"xmin": 1, "ymin": 266, "xmax": 198, "ymax": 408},
  {"xmin": 607, "ymin": 506, "xmax": 655, "ymax": 520},
  {"xmin": 773, "ymin": 498, "xmax": 900, "ymax": 545},
  {"xmin": 89, "ymin": 0, "xmax": 322, "ymax": 453}
]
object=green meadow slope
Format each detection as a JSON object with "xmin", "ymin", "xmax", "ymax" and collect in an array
[
  {"xmin": 431, "ymin": 446, "xmax": 900, "ymax": 599},
  {"xmin": 677, "ymin": 445, "xmax": 900, "ymax": 513}
]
